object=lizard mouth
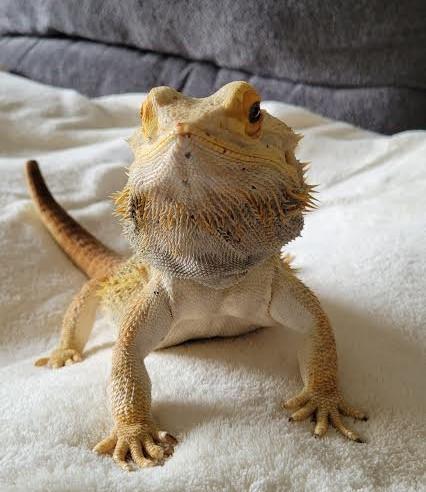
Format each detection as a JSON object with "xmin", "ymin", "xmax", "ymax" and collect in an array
[
  {"xmin": 128, "ymin": 124, "xmax": 314, "ymax": 219},
  {"xmin": 137, "ymin": 123, "xmax": 287, "ymax": 173}
]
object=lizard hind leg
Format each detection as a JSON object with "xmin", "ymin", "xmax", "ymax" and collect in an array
[{"xmin": 35, "ymin": 278, "xmax": 101, "ymax": 369}]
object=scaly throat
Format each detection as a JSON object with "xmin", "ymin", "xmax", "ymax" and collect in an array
[{"xmin": 113, "ymin": 133, "xmax": 313, "ymax": 285}]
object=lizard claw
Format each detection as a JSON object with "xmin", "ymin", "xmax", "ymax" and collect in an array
[
  {"xmin": 155, "ymin": 430, "xmax": 178, "ymax": 456},
  {"xmin": 94, "ymin": 424, "xmax": 177, "ymax": 471},
  {"xmin": 283, "ymin": 387, "xmax": 367, "ymax": 442}
]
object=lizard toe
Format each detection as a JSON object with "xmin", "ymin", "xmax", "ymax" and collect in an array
[
  {"xmin": 142, "ymin": 434, "xmax": 165, "ymax": 461},
  {"xmin": 284, "ymin": 386, "xmax": 367, "ymax": 443},
  {"xmin": 129, "ymin": 438, "xmax": 156, "ymax": 469},
  {"xmin": 37, "ymin": 348, "xmax": 82, "ymax": 370},
  {"xmin": 93, "ymin": 433, "xmax": 118, "ymax": 456}
]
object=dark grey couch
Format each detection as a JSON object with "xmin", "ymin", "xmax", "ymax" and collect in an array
[{"xmin": 1, "ymin": 0, "xmax": 425, "ymax": 133}]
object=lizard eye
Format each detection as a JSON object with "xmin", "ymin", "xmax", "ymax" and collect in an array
[{"xmin": 248, "ymin": 101, "xmax": 261, "ymax": 123}]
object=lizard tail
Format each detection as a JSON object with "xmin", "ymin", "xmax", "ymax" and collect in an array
[{"xmin": 25, "ymin": 160, "xmax": 122, "ymax": 279}]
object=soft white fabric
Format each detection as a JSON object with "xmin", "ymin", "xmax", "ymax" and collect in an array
[{"xmin": 0, "ymin": 72, "xmax": 424, "ymax": 491}]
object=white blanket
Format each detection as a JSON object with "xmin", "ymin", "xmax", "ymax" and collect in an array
[{"xmin": 0, "ymin": 72, "xmax": 424, "ymax": 492}]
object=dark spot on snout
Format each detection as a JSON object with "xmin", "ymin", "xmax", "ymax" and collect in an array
[
  {"xmin": 184, "ymin": 152, "xmax": 191, "ymax": 159},
  {"xmin": 251, "ymin": 185, "xmax": 257, "ymax": 190}
]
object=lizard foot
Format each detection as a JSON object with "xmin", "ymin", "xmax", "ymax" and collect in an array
[
  {"xmin": 283, "ymin": 387, "xmax": 368, "ymax": 442},
  {"xmin": 34, "ymin": 348, "xmax": 82, "ymax": 369},
  {"xmin": 93, "ymin": 423, "xmax": 177, "ymax": 471}
]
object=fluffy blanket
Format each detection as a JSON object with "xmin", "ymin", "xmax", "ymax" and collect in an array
[{"xmin": 0, "ymin": 72, "xmax": 424, "ymax": 491}]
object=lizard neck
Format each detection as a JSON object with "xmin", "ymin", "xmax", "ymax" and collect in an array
[
  {"xmin": 125, "ymin": 207, "xmax": 303, "ymax": 287},
  {"xmin": 138, "ymin": 249, "xmax": 273, "ymax": 289}
]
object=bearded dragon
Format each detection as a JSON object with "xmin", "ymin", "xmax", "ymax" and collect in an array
[{"xmin": 26, "ymin": 81, "xmax": 367, "ymax": 471}]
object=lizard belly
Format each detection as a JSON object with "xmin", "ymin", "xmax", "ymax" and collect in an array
[
  {"xmin": 156, "ymin": 314, "xmax": 267, "ymax": 349},
  {"xmin": 156, "ymin": 258, "xmax": 277, "ymax": 349}
]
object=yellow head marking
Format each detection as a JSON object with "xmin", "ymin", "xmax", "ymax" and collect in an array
[
  {"xmin": 141, "ymin": 95, "xmax": 157, "ymax": 139},
  {"xmin": 140, "ymin": 86, "xmax": 183, "ymax": 139}
]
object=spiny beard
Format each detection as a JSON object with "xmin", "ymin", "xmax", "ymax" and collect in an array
[
  {"xmin": 115, "ymin": 186, "xmax": 305, "ymax": 286},
  {"xmin": 114, "ymin": 140, "xmax": 314, "ymax": 285}
]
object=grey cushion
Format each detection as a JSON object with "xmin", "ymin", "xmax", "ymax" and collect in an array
[{"xmin": 0, "ymin": 0, "xmax": 425, "ymax": 133}]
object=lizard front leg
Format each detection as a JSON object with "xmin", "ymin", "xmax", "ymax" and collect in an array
[
  {"xmin": 93, "ymin": 277, "xmax": 176, "ymax": 470},
  {"xmin": 269, "ymin": 262, "xmax": 368, "ymax": 441},
  {"xmin": 35, "ymin": 278, "xmax": 100, "ymax": 368}
]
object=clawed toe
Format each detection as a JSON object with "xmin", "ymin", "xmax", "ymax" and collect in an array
[
  {"xmin": 34, "ymin": 357, "xmax": 49, "ymax": 367},
  {"xmin": 288, "ymin": 401, "xmax": 317, "ymax": 421},
  {"xmin": 282, "ymin": 390, "xmax": 310, "ymax": 410},
  {"xmin": 34, "ymin": 348, "xmax": 83, "ymax": 369},
  {"xmin": 94, "ymin": 426, "xmax": 178, "ymax": 471},
  {"xmin": 338, "ymin": 401, "xmax": 368, "ymax": 421},
  {"xmin": 313, "ymin": 408, "xmax": 329, "ymax": 437},
  {"xmin": 93, "ymin": 434, "xmax": 117, "ymax": 456},
  {"xmin": 155, "ymin": 430, "xmax": 177, "ymax": 456},
  {"xmin": 284, "ymin": 389, "xmax": 367, "ymax": 443}
]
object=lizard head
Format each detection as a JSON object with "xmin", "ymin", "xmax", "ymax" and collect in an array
[{"xmin": 115, "ymin": 81, "xmax": 314, "ymax": 285}]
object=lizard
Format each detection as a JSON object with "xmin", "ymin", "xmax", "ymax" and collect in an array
[{"xmin": 26, "ymin": 80, "xmax": 367, "ymax": 471}]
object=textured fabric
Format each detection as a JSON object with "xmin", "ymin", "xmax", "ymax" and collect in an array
[
  {"xmin": 0, "ymin": 0, "xmax": 425, "ymax": 133},
  {"xmin": 0, "ymin": 73, "xmax": 425, "ymax": 491},
  {"xmin": 1, "ymin": 36, "xmax": 425, "ymax": 135},
  {"xmin": 1, "ymin": 0, "xmax": 425, "ymax": 87}
]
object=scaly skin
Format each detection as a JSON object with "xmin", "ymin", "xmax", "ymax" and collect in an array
[{"xmin": 27, "ymin": 81, "xmax": 367, "ymax": 471}]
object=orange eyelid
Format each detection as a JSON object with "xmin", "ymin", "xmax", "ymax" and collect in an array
[{"xmin": 141, "ymin": 97, "xmax": 157, "ymax": 138}]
